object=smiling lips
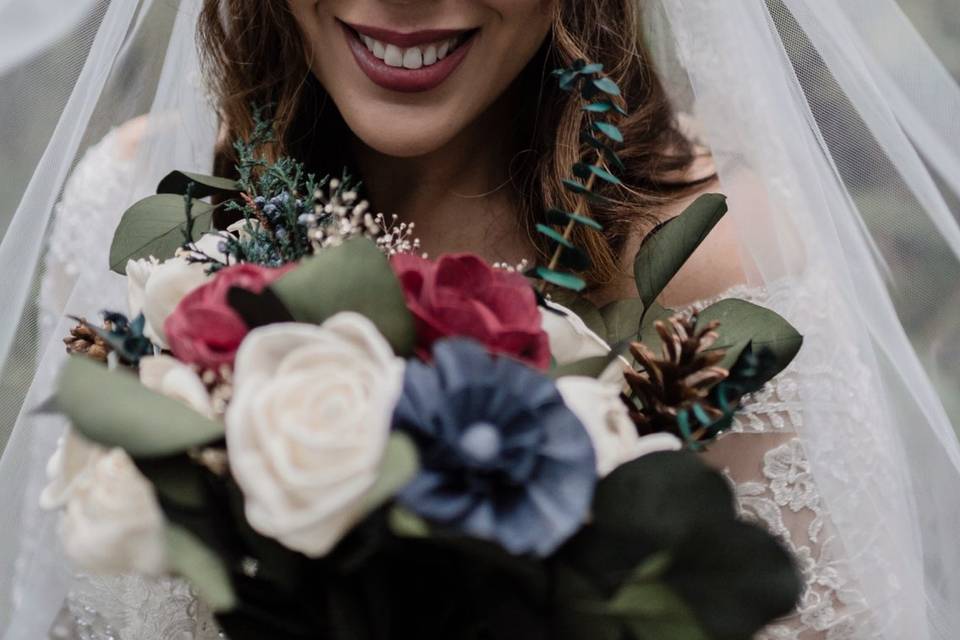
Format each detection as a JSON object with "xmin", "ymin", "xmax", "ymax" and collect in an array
[{"xmin": 340, "ymin": 21, "xmax": 477, "ymax": 93}]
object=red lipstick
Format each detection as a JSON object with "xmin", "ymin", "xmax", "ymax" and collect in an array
[{"xmin": 339, "ymin": 20, "xmax": 477, "ymax": 94}]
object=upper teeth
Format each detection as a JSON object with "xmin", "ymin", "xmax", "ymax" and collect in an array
[{"xmin": 360, "ymin": 35, "xmax": 458, "ymax": 69}]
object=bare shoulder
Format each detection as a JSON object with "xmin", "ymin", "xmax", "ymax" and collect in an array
[
  {"xmin": 113, "ymin": 114, "xmax": 150, "ymax": 161},
  {"xmin": 591, "ymin": 158, "xmax": 748, "ymax": 307}
]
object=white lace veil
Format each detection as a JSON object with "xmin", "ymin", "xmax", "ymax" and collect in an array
[{"xmin": 1, "ymin": 0, "xmax": 958, "ymax": 637}]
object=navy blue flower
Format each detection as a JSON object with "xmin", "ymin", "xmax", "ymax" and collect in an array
[{"xmin": 393, "ymin": 339, "xmax": 597, "ymax": 556}]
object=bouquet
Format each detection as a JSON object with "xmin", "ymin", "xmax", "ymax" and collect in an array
[{"xmin": 45, "ymin": 62, "xmax": 804, "ymax": 639}]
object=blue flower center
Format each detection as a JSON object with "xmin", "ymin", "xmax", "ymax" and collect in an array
[{"xmin": 459, "ymin": 422, "xmax": 502, "ymax": 464}]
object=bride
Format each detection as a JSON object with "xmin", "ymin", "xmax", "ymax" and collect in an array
[{"xmin": 1, "ymin": 1, "xmax": 959, "ymax": 639}]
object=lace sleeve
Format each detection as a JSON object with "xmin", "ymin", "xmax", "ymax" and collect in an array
[
  {"xmin": 41, "ymin": 126, "xmax": 221, "ymax": 640},
  {"xmin": 686, "ymin": 281, "xmax": 882, "ymax": 640}
]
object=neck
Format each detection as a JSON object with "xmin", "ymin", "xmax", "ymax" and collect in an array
[{"xmin": 349, "ymin": 95, "xmax": 534, "ymax": 265}]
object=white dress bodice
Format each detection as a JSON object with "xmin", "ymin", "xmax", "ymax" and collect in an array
[{"xmin": 43, "ymin": 130, "xmax": 891, "ymax": 640}]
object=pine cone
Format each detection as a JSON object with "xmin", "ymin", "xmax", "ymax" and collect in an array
[
  {"xmin": 624, "ymin": 313, "xmax": 729, "ymax": 439},
  {"xmin": 63, "ymin": 319, "xmax": 110, "ymax": 363}
]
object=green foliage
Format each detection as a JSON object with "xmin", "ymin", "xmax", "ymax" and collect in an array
[
  {"xmin": 55, "ymin": 356, "xmax": 224, "ymax": 457},
  {"xmin": 358, "ymin": 433, "xmax": 419, "ymax": 515},
  {"xmin": 531, "ymin": 60, "xmax": 628, "ymax": 295},
  {"xmin": 695, "ymin": 298, "xmax": 803, "ymax": 375},
  {"xmin": 78, "ymin": 311, "xmax": 154, "ymax": 365},
  {"xmin": 166, "ymin": 524, "xmax": 237, "ymax": 612},
  {"xmin": 158, "ymin": 170, "xmax": 241, "ymax": 199},
  {"xmin": 270, "ymin": 237, "xmax": 416, "ymax": 356},
  {"xmin": 109, "ymin": 194, "xmax": 215, "ymax": 273},
  {"xmin": 633, "ymin": 194, "xmax": 728, "ymax": 308},
  {"xmin": 556, "ymin": 452, "xmax": 802, "ymax": 640}
]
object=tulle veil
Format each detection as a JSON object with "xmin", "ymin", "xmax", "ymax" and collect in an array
[{"xmin": 0, "ymin": 0, "xmax": 958, "ymax": 637}]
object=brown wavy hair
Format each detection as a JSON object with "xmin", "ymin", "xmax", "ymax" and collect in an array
[{"xmin": 198, "ymin": 1, "xmax": 710, "ymax": 288}]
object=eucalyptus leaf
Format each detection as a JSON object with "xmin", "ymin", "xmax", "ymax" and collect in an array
[
  {"xmin": 546, "ymin": 208, "xmax": 604, "ymax": 231},
  {"xmin": 534, "ymin": 266, "xmax": 586, "ymax": 292},
  {"xmin": 598, "ymin": 297, "xmax": 646, "ymax": 345},
  {"xmin": 633, "ymin": 194, "xmax": 728, "ymax": 308},
  {"xmin": 637, "ymin": 302, "xmax": 675, "ymax": 349},
  {"xmin": 166, "ymin": 524, "xmax": 237, "ymax": 612},
  {"xmin": 55, "ymin": 357, "xmax": 225, "ymax": 457},
  {"xmin": 556, "ymin": 245, "xmax": 592, "ymax": 271},
  {"xmin": 581, "ymin": 132, "xmax": 627, "ymax": 172},
  {"xmin": 536, "ymin": 223, "xmax": 575, "ymax": 248},
  {"xmin": 585, "ymin": 163, "xmax": 622, "ymax": 186},
  {"xmin": 666, "ymin": 520, "xmax": 803, "ymax": 639},
  {"xmin": 696, "ymin": 298, "xmax": 802, "ymax": 383},
  {"xmin": 580, "ymin": 62, "xmax": 604, "ymax": 74},
  {"xmin": 359, "ymin": 432, "xmax": 419, "ymax": 515},
  {"xmin": 592, "ymin": 77, "xmax": 622, "ymax": 97},
  {"xmin": 594, "ymin": 121, "xmax": 624, "ymax": 143},
  {"xmin": 137, "ymin": 457, "xmax": 209, "ymax": 511},
  {"xmin": 591, "ymin": 451, "xmax": 737, "ymax": 545},
  {"xmin": 270, "ymin": 237, "xmax": 416, "ymax": 356},
  {"xmin": 562, "ymin": 178, "xmax": 591, "ymax": 195},
  {"xmin": 226, "ymin": 286, "xmax": 295, "ymax": 329},
  {"xmin": 583, "ymin": 102, "xmax": 613, "ymax": 113},
  {"xmin": 109, "ymin": 194, "xmax": 215, "ymax": 273},
  {"xmin": 605, "ymin": 579, "xmax": 710, "ymax": 640},
  {"xmin": 157, "ymin": 170, "xmax": 241, "ymax": 199}
]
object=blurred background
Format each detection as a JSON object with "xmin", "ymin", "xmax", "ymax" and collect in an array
[{"xmin": 0, "ymin": 0, "xmax": 957, "ymax": 449}]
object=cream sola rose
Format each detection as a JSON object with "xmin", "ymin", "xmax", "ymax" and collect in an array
[
  {"xmin": 125, "ymin": 232, "xmax": 227, "ymax": 348},
  {"xmin": 557, "ymin": 376, "xmax": 682, "ymax": 477},
  {"xmin": 41, "ymin": 430, "xmax": 167, "ymax": 575},
  {"xmin": 539, "ymin": 299, "xmax": 630, "ymax": 386},
  {"xmin": 226, "ymin": 313, "xmax": 405, "ymax": 557}
]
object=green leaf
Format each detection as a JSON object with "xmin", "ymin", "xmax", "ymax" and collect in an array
[
  {"xmin": 550, "ymin": 355, "xmax": 612, "ymax": 379},
  {"xmin": 633, "ymin": 193, "xmax": 728, "ymax": 308},
  {"xmin": 592, "ymin": 451, "xmax": 737, "ymax": 544},
  {"xmin": 270, "ymin": 237, "xmax": 416, "ymax": 356},
  {"xmin": 55, "ymin": 357, "xmax": 225, "ymax": 458},
  {"xmin": 580, "ymin": 62, "xmax": 604, "ymax": 75},
  {"xmin": 536, "ymin": 223, "xmax": 575, "ymax": 249},
  {"xmin": 581, "ymin": 133, "xmax": 627, "ymax": 172},
  {"xmin": 166, "ymin": 524, "xmax": 237, "ymax": 612},
  {"xmin": 534, "ymin": 266, "xmax": 586, "ymax": 292},
  {"xmin": 585, "ymin": 163, "xmax": 622, "ymax": 186},
  {"xmin": 548, "ymin": 291, "xmax": 608, "ymax": 339},
  {"xmin": 598, "ymin": 297, "xmax": 646, "ymax": 345},
  {"xmin": 137, "ymin": 457, "xmax": 208, "ymax": 511},
  {"xmin": 359, "ymin": 432, "xmax": 419, "ymax": 515},
  {"xmin": 388, "ymin": 506, "xmax": 431, "ymax": 538},
  {"xmin": 109, "ymin": 194, "xmax": 215, "ymax": 273},
  {"xmin": 594, "ymin": 121, "xmax": 624, "ymax": 143},
  {"xmin": 546, "ymin": 208, "xmax": 604, "ymax": 231},
  {"xmin": 556, "ymin": 245, "xmax": 592, "ymax": 271},
  {"xmin": 637, "ymin": 301, "xmax": 675, "ymax": 349},
  {"xmin": 157, "ymin": 171, "xmax": 241, "ymax": 199},
  {"xmin": 582, "ymin": 102, "xmax": 612, "ymax": 113},
  {"xmin": 226, "ymin": 286, "xmax": 295, "ymax": 329},
  {"xmin": 562, "ymin": 178, "xmax": 591, "ymax": 195},
  {"xmin": 605, "ymin": 578, "xmax": 710, "ymax": 640},
  {"xmin": 666, "ymin": 520, "xmax": 803, "ymax": 639},
  {"xmin": 592, "ymin": 77, "xmax": 622, "ymax": 97},
  {"xmin": 695, "ymin": 298, "xmax": 803, "ymax": 383}
]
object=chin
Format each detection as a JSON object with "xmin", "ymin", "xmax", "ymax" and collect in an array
[{"xmin": 341, "ymin": 104, "xmax": 463, "ymax": 159}]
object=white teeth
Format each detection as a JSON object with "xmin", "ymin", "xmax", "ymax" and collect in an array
[
  {"xmin": 383, "ymin": 44, "xmax": 403, "ymax": 67},
  {"xmin": 360, "ymin": 33, "xmax": 463, "ymax": 69},
  {"xmin": 402, "ymin": 47, "xmax": 423, "ymax": 69}
]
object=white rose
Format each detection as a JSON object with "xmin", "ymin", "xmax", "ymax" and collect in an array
[
  {"xmin": 127, "ymin": 233, "xmax": 227, "ymax": 348},
  {"xmin": 558, "ymin": 376, "xmax": 682, "ymax": 476},
  {"xmin": 541, "ymin": 300, "xmax": 631, "ymax": 386},
  {"xmin": 39, "ymin": 428, "xmax": 106, "ymax": 510},
  {"xmin": 226, "ymin": 313, "xmax": 405, "ymax": 557},
  {"xmin": 139, "ymin": 355, "xmax": 214, "ymax": 418},
  {"xmin": 125, "ymin": 256, "xmax": 159, "ymax": 320},
  {"xmin": 60, "ymin": 448, "xmax": 167, "ymax": 575}
]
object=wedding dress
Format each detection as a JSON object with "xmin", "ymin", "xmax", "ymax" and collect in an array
[
  {"xmin": 40, "ymin": 133, "xmax": 880, "ymax": 640},
  {"xmin": 2, "ymin": 1, "xmax": 960, "ymax": 639}
]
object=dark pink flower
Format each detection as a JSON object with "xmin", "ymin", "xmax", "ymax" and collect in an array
[
  {"xmin": 164, "ymin": 263, "xmax": 293, "ymax": 370},
  {"xmin": 391, "ymin": 253, "xmax": 549, "ymax": 369}
]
